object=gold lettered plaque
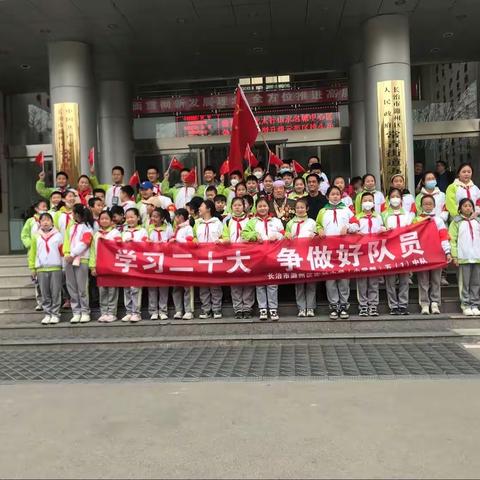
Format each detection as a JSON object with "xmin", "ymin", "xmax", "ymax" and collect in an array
[
  {"xmin": 54, "ymin": 103, "xmax": 81, "ymax": 182},
  {"xmin": 377, "ymin": 80, "xmax": 408, "ymax": 190}
]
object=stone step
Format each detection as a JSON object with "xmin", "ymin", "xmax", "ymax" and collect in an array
[
  {"xmin": 0, "ymin": 274, "xmax": 34, "ymax": 288},
  {"xmin": 0, "ymin": 255, "xmax": 27, "ymax": 266},
  {"xmin": 0, "ymin": 265, "xmax": 32, "ymax": 276},
  {"xmin": 0, "ymin": 285, "xmax": 35, "ymax": 298}
]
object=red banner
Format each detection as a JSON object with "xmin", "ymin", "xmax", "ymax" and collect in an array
[
  {"xmin": 96, "ymin": 221, "xmax": 446, "ymax": 288},
  {"xmin": 132, "ymin": 86, "xmax": 348, "ymax": 115}
]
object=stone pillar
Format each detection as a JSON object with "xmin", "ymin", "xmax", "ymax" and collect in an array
[
  {"xmin": 364, "ymin": 14, "xmax": 415, "ymax": 190},
  {"xmin": 98, "ymin": 80, "xmax": 134, "ymax": 181},
  {"xmin": 0, "ymin": 90, "xmax": 9, "ymax": 253},
  {"xmin": 48, "ymin": 41, "xmax": 97, "ymax": 177},
  {"xmin": 349, "ymin": 62, "xmax": 367, "ymax": 177}
]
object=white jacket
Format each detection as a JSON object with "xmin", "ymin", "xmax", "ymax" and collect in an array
[
  {"xmin": 355, "ymin": 213, "xmax": 384, "ymax": 234},
  {"xmin": 382, "ymin": 209, "xmax": 414, "ymax": 229},
  {"xmin": 121, "ymin": 226, "xmax": 148, "ymax": 242},
  {"xmin": 148, "ymin": 224, "xmax": 174, "ymax": 243},
  {"xmin": 286, "ymin": 217, "xmax": 316, "ymax": 239},
  {"xmin": 64, "ymin": 223, "xmax": 94, "ymax": 260},
  {"xmin": 30, "ymin": 230, "xmax": 63, "ymax": 270},
  {"xmin": 317, "ymin": 205, "xmax": 358, "ymax": 236},
  {"xmin": 173, "ymin": 221, "xmax": 194, "ymax": 243},
  {"xmin": 194, "ymin": 217, "xmax": 223, "ymax": 243},
  {"xmin": 223, "ymin": 215, "xmax": 250, "ymax": 243},
  {"xmin": 417, "ymin": 188, "xmax": 448, "ymax": 222}
]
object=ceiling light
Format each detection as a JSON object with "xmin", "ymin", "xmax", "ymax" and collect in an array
[
  {"xmin": 442, "ymin": 31, "xmax": 454, "ymax": 39},
  {"xmin": 107, "ymin": 23, "xmax": 119, "ymax": 30},
  {"xmin": 20, "ymin": 64, "xmax": 31, "ymax": 70},
  {"xmin": 430, "ymin": 47, "xmax": 440, "ymax": 54}
]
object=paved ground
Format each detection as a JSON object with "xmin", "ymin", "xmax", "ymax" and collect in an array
[{"xmin": 1, "ymin": 378, "xmax": 480, "ymax": 479}]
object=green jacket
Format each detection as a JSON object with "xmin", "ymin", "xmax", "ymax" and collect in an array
[
  {"xmin": 21, "ymin": 216, "xmax": 39, "ymax": 249},
  {"xmin": 27, "ymin": 232, "xmax": 62, "ymax": 273}
]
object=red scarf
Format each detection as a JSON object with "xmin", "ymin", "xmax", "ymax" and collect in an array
[
  {"xmin": 39, "ymin": 229, "xmax": 56, "ymax": 253},
  {"xmin": 78, "ymin": 189, "xmax": 92, "ymax": 206},
  {"xmin": 295, "ymin": 220, "xmax": 304, "ymax": 237},
  {"xmin": 231, "ymin": 216, "xmax": 246, "ymax": 241}
]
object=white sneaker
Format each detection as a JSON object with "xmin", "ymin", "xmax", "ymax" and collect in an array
[
  {"xmin": 49, "ymin": 315, "xmax": 60, "ymax": 325},
  {"xmin": 173, "ymin": 311, "xmax": 183, "ymax": 319},
  {"xmin": 70, "ymin": 314, "xmax": 81, "ymax": 324},
  {"xmin": 182, "ymin": 312, "xmax": 193, "ymax": 320},
  {"xmin": 150, "ymin": 313, "xmax": 159, "ymax": 320},
  {"xmin": 306, "ymin": 309, "xmax": 315, "ymax": 317},
  {"xmin": 41, "ymin": 315, "xmax": 51, "ymax": 325},
  {"xmin": 472, "ymin": 307, "xmax": 480, "ymax": 316},
  {"xmin": 104, "ymin": 315, "xmax": 117, "ymax": 323},
  {"xmin": 297, "ymin": 309, "xmax": 306, "ymax": 317},
  {"xmin": 440, "ymin": 277, "xmax": 450, "ymax": 286},
  {"xmin": 80, "ymin": 314, "xmax": 91, "ymax": 323},
  {"xmin": 35, "ymin": 305, "xmax": 43, "ymax": 311},
  {"xmin": 463, "ymin": 307, "xmax": 474, "ymax": 316},
  {"xmin": 431, "ymin": 302, "xmax": 441, "ymax": 315},
  {"xmin": 130, "ymin": 314, "xmax": 142, "ymax": 323},
  {"xmin": 121, "ymin": 314, "xmax": 132, "ymax": 322},
  {"xmin": 98, "ymin": 314, "xmax": 107, "ymax": 322},
  {"xmin": 421, "ymin": 305, "xmax": 430, "ymax": 315},
  {"xmin": 159, "ymin": 313, "xmax": 168, "ymax": 321},
  {"xmin": 213, "ymin": 312, "xmax": 223, "ymax": 319}
]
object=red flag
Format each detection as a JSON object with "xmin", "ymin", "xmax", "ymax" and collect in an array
[
  {"xmin": 268, "ymin": 150, "xmax": 283, "ymax": 167},
  {"xmin": 228, "ymin": 86, "xmax": 260, "ymax": 173},
  {"xmin": 219, "ymin": 159, "xmax": 230, "ymax": 176},
  {"xmin": 35, "ymin": 151, "xmax": 44, "ymax": 168},
  {"xmin": 184, "ymin": 168, "xmax": 196, "ymax": 185},
  {"xmin": 128, "ymin": 171, "xmax": 140, "ymax": 187},
  {"xmin": 170, "ymin": 156, "xmax": 184, "ymax": 171},
  {"xmin": 88, "ymin": 147, "xmax": 95, "ymax": 168},
  {"xmin": 244, "ymin": 144, "xmax": 259, "ymax": 168},
  {"xmin": 292, "ymin": 160, "xmax": 305, "ymax": 174}
]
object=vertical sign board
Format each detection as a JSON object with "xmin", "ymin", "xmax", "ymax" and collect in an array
[
  {"xmin": 54, "ymin": 103, "xmax": 81, "ymax": 182},
  {"xmin": 377, "ymin": 80, "xmax": 408, "ymax": 191}
]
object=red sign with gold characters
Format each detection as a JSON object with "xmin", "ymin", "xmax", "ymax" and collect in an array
[
  {"xmin": 97, "ymin": 220, "xmax": 446, "ymax": 288},
  {"xmin": 133, "ymin": 86, "xmax": 348, "ymax": 116}
]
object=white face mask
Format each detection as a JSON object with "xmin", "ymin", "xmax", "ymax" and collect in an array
[
  {"xmin": 390, "ymin": 197, "xmax": 402, "ymax": 208},
  {"xmin": 253, "ymin": 171, "xmax": 263, "ymax": 179},
  {"xmin": 362, "ymin": 201, "xmax": 374, "ymax": 211},
  {"xmin": 230, "ymin": 179, "xmax": 239, "ymax": 187}
]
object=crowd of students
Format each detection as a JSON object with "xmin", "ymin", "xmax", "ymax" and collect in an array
[{"xmin": 21, "ymin": 155, "xmax": 480, "ymax": 325}]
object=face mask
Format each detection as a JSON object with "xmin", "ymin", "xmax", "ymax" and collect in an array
[
  {"xmin": 390, "ymin": 197, "xmax": 401, "ymax": 208},
  {"xmin": 230, "ymin": 179, "xmax": 239, "ymax": 187},
  {"xmin": 253, "ymin": 171, "xmax": 263, "ymax": 179},
  {"xmin": 279, "ymin": 168, "xmax": 291, "ymax": 175},
  {"xmin": 362, "ymin": 201, "xmax": 374, "ymax": 211},
  {"xmin": 38, "ymin": 210, "xmax": 48, "ymax": 215},
  {"xmin": 425, "ymin": 180, "xmax": 437, "ymax": 190}
]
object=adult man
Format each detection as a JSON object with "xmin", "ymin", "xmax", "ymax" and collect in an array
[
  {"xmin": 414, "ymin": 161, "xmax": 424, "ymax": 193},
  {"xmin": 436, "ymin": 160, "xmax": 454, "ymax": 193},
  {"xmin": 268, "ymin": 180, "xmax": 295, "ymax": 226},
  {"xmin": 36, "ymin": 171, "xmax": 70, "ymax": 200},
  {"xmin": 161, "ymin": 168, "xmax": 196, "ymax": 209},
  {"xmin": 305, "ymin": 174, "xmax": 328, "ymax": 220}
]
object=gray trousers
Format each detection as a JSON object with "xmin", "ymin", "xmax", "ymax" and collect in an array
[
  {"xmin": 199, "ymin": 287, "xmax": 223, "ymax": 313},
  {"xmin": 65, "ymin": 263, "xmax": 90, "ymax": 315},
  {"xmin": 295, "ymin": 283, "xmax": 316, "ymax": 310},
  {"xmin": 37, "ymin": 270, "xmax": 62, "ymax": 316},
  {"xmin": 417, "ymin": 269, "xmax": 441, "ymax": 308},
  {"xmin": 172, "ymin": 287, "xmax": 192, "ymax": 313},
  {"xmin": 385, "ymin": 273, "xmax": 409, "ymax": 309},
  {"xmin": 458, "ymin": 263, "xmax": 480, "ymax": 308},
  {"xmin": 34, "ymin": 279, "xmax": 42, "ymax": 308},
  {"xmin": 325, "ymin": 279, "xmax": 350, "ymax": 309},
  {"xmin": 231, "ymin": 286, "xmax": 255, "ymax": 313},
  {"xmin": 356, "ymin": 277, "xmax": 380, "ymax": 308},
  {"xmin": 124, "ymin": 287, "xmax": 142, "ymax": 315},
  {"xmin": 99, "ymin": 287, "xmax": 119, "ymax": 316},
  {"xmin": 148, "ymin": 287, "xmax": 169, "ymax": 314},
  {"xmin": 256, "ymin": 285, "xmax": 278, "ymax": 309}
]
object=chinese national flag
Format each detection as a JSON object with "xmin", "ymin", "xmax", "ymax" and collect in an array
[
  {"xmin": 268, "ymin": 150, "xmax": 283, "ymax": 167},
  {"xmin": 34, "ymin": 151, "xmax": 44, "ymax": 168},
  {"xmin": 228, "ymin": 86, "xmax": 260, "ymax": 173},
  {"xmin": 292, "ymin": 160, "xmax": 305, "ymax": 174},
  {"xmin": 244, "ymin": 144, "xmax": 259, "ymax": 168},
  {"xmin": 219, "ymin": 159, "xmax": 230, "ymax": 176},
  {"xmin": 184, "ymin": 168, "xmax": 196, "ymax": 185},
  {"xmin": 128, "ymin": 170, "xmax": 140, "ymax": 187},
  {"xmin": 170, "ymin": 156, "xmax": 184, "ymax": 171},
  {"xmin": 88, "ymin": 147, "xmax": 95, "ymax": 168}
]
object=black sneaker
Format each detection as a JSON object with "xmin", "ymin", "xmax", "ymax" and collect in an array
[
  {"xmin": 368, "ymin": 306, "xmax": 379, "ymax": 317},
  {"xmin": 234, "ymin": 311, "xmax": 243, "ymax": 319},
  {"xmin": 398, "ymin": 307, "xmax": 409, "ymax": 315},
  {"xmin": 358, "ymin": 306, "xmax": 369, "ymax": 317},
  {"xmin": 243, "ymin": 310, "xmax": 253, "ymax": 319},
  {"xmin": 390, "ymin": 308, "xmax": 399, "ymax": 315},
  {"xmin": 329, "ymin": 310, "xmax": 339, "ymax": 320},
  {"xmin": 199, "ymin": 311, "xmax": 212, "ymax": 319},
  {"xmin": 259, "ymin": 309, "xmax": 268, "ymax": 321},
  {"xmin": 339, "ymin": 309, "xmax": 350, "ymax": 319}
]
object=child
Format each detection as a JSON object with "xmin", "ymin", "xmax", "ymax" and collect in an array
[
  {"xmin": 414, "ymin": 195, "xmax": 451, "ymax": 314},
  {"xmin": 243, "ymin": 194, "xmax": 254, "ymax": 217},
  {"xmin": 89, "ymin": 165, "xmax": 124, "ymax": 208},
  {"xmin": 222, "ymin": 197, "xmax": 254, "ymax": 318},
  {"xmin": 28, "ymin": 213, "xmax": 64, "ymax": 325},
  {"xmin": 286, "ymin": 198, "xmax": 317, "ymax": 317},
  {"xmin": 225, "ymin": 170, "xmax": 243, "ymax": 205},
  {"xmin": 36, "ymin": 170, "xmax": 70, "ymax": 199},
  {"xmin": 92, "ymin": 188, "xmax": 106, "ymax": 204},
  {"xmin": 89, "ymin": 210, "xmax": 121, "ymax": 322},
  {"xmin": 386, "ymin": 174, "xmax": 416, "ymax": 214},
  {"xmin": 449, "ymin": 198, "xmax": 480, "ymax": 316},
  {"xmin": 214, "ymin": 194, "xmax": 227, "ymax": 220},
  {"xmin": 354, "ymin": 173, "xmax": 386, "ymax": 214},
  {"xmin": 161, "ymin": 168, "xmax": 196, "ymax": 209},
  {"xmin": 21, "ymin": 200, "xmax": 48, "ymax": 250},
  {"xmin": 355, "ymin": 192, "xmax": 385, "ymax": 316},
  {"xmin": 48, "ymin": 191, "xmax": 63, "ymax": 213},
  {"xmin": 63, "ymin": 204, "xmax": 94, "ymax": 323},
  {"xmin": 196, "ymin": 165, "xmax": 224, "ymax": 199},
  {"xmin": 87, "ymin": 197, "xmax": 104, "ymax": 232},
  {"xmin": 110, "ymin": 205, "xmax": 125, "ymax": 232},
  {"xmin": 288, "ymin": 177, "xmax": 307, "ymax": 200},
  {"xmin": 205, "ymin": 185, "xmax": 218, "ymax": 202},
  {"xmin": 446, "ymin": 163, "xmax": 480, "ymax": 219},
  {"xmin": 170, "ymin": 208, "xmax": 194, "ymax": 320},
  {"xmin": 194, "ymin": 200, "xmax": 224, "ymax": 318},
  {"xmin": 54, "ymin": 190, "xmax": 76, "ymax": 236},
  {"xmin": 415, "ymin": 171, "xmax": 448, "ymax": 222},
  {"xmin": 259, "ymin": 173, "xmax": 274, "ymax": 201},
  {"xmin": 332, "ymin": 176, "xmax": 354, "ymax": 212},
  {"xmin": 382, "ymin": 188, "xmax": 414, "ymax": 315},
  {"xmin": 121, "ymin": 208, "xmax": 148, "ymax": 322},
  {"xmin": 242, "ymin": 197, "xmax": 284, "ymax": 321},
  {"xmin": 280, "ymin": 170, "xmax": 294, "ymax": 195},
  {"xmin": 147, "ymin": 208, "xmax": 173, "ymax": 320},
  {"xmin": 120, "ymin": 185, "xmax": 137, "ymax": 211},
  {"xmin": 245, "ymin": 175, "xmax": 259, "ymax": 199},
  {"xmin": 317, "ymin": 186, "xmax": 358, "ymax": 319}
]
